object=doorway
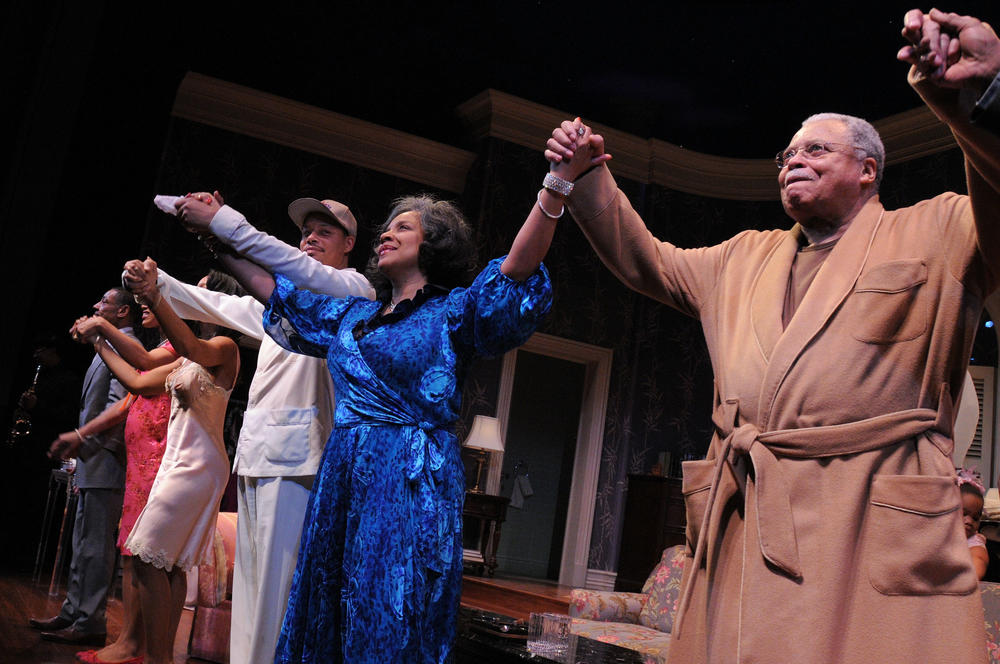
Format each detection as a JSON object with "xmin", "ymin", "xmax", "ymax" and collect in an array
[
  {"xmin": 494, "ymin": 352, "xmax": 584, "ymax": 579},
  {"xmin": 486, "ymin": 333, "xmax": 613, "ymax": 587}
]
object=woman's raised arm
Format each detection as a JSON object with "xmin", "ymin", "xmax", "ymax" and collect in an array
[
  {"xmin": 501, "ymin": 122, "xmax": 611, "ymax": 281},
  {"xmin": 125, "ymin": 258, "xmax": 240, "ymax": 389},
  {"xmin": 74, "ymin": 315, "xmax": 175, "ymax": 369},
  {"xmin": 91, "ymin": 337, "xmax": 180, "ymax": 396}
]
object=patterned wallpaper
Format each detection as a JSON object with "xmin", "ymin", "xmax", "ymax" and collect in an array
[{"xmin": 143, "ymin": 116, "xmax": 970, "ymax": 574}]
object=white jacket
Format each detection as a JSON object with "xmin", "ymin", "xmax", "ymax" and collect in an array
[{"xmin": 157, "ymin": 205, "xmax": 374, "ymax": 477}]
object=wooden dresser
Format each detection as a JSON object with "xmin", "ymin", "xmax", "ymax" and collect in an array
[{"xmin": 615, "ymin": 474, "xmax": 687, "ymax": 591}]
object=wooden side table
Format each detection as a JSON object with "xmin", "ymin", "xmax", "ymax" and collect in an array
[
  {"xmin": 615, "ymin": 474, "xmax": 686, "ymax": 591},
  {"xmin": 463, "ymin": 492, "xmax": 509, "ymax": 577}
]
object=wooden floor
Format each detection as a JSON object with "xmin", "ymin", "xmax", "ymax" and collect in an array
[
  {"xmin": 1, "ymin": 571, "xmax": 571, "ymax": 663},
  {"xmin": 0, "ymin": 574, "xmax": 194, "ymax": 664},
  {"xmin": 460, "ymin": 572, "xmax": 573, "ymax": 620}
]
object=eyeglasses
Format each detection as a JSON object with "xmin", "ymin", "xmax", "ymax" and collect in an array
[{"xmin": 775, "ymin": 142, "xmax": 865, "ymax": 169}]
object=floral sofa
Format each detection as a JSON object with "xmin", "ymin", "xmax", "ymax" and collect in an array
[{"xmin": 569, "ymin": 544, "xmax": 1000, "ymax": 664}]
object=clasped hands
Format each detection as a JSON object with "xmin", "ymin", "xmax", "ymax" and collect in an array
[
  {"xmin": 122, "ymin": 258, "xmax": 160, "ymax": 306},
  {"xmin": 898, "ymin": 8, "xmax": 1000, "ymax": 92},
  {"xmin": 173, "ymin": 190, "xmax": 225, "ymax": 234},
  {"xmin": 69, "ymin": 315, "xmax": 107, "ymax": 345},
  {"xmin": 67, "ymin": 258, "xmax": 159, "ymax": 345},
  {"xmin": 544, "ymin": 117, "xmax": 612, "ymax": 185}
]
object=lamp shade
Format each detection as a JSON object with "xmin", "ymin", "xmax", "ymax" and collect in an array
[{"xmin": 463, "ymin": 415, "xmax": 505, "ymax": 453}]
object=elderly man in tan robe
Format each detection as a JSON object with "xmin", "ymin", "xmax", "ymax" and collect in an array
[{"xmin": 540, "ymin": 8, "xmax": 1000, "ymax": 664}]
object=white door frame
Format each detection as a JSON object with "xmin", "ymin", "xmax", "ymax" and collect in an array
[{"xmin": 486, "ymin": 332, "xmax": 613, "ymax": 586}]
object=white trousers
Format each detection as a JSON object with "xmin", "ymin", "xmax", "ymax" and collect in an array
[{"xmin": 229, "ymin": 474, "xmax": 313, "ymax": 664}]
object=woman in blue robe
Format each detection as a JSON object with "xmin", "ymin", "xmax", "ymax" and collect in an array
[{"xmin": 257, "ymin": 182, "xmax": 578, "ymax": 662}]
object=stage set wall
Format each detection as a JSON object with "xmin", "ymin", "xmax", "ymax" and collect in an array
[{"xmin": 138, "ymin": 80, "xmax": 969, "ymax": 577}]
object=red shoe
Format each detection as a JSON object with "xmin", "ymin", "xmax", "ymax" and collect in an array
[{"xmin": 75, "ymin": 651, "xmax": 144, "ymax": 664}]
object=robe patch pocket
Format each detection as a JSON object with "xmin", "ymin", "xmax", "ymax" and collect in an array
[
  {"xmin": 867, "ymin": 474, "xmax": 977, "ymax": 595},
  {"xmin": 848, "ymin": 260, "xmax": 927, "ymax": 343},
  {"xmin": 682, "ymin": 459, "xmax": 715, "ymax": 555}
]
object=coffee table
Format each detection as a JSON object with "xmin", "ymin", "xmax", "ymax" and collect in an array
[{"xmin": 455, "ymin": 608, "xmax": 653, "ymax": 664}]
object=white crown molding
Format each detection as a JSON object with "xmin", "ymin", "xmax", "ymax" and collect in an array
[
  {"xmin": 649, "ymin": 139, "xmax": 779, "ymax": 201},
  {"xmin": 875, "ymin": 106, "xmax": 957, "ymax": 165},
  {"xmin": 171, "ymin": 72, "xmax": 477, "ymax": 194},
  {"xmin": 456, "ymin": 89, "xmax": 958, "ymax": 201},
  {"xmin": 172, "ymin": 75, "xmax": 958, "ymax": 202},
  {"xmin": 456, "ymin": 90, "xmax": 652, "ymax": 184}
]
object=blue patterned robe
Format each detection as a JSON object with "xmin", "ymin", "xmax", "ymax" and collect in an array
[{"xmin": 264, "ymin": 258, "xmax": 552, "ymax": 663}]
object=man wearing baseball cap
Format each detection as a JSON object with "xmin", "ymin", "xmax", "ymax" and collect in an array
[
  {"xmin": 287, "ymin": 197, "xmax": 357, "ymax": 236},
  {"xmin": 157, "ymin": 192, "xmax": 373, "ymax": 664}
]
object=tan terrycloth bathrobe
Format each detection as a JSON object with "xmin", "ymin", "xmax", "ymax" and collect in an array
[{"xmin": 567, "ymin": 73, "xmax": 1000, "ymax": 664}]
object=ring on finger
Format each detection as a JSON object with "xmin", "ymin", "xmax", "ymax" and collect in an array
[{"xmin": 577, "ymin": 126, "xmax": 586, "ymax": 137}]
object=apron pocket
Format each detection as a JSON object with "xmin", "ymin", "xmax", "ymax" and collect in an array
[
  {"xmin": 867, "ymin": 474, "xmax": 977, "ymax": 595},
  {"xmin": 682, "ymin": 459, "xmax": 715, "ymax": 554}
]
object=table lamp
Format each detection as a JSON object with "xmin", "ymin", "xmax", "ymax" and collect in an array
[{"xmin": 463, "ymin": 415, "xmax": 505, "ymax": 493}]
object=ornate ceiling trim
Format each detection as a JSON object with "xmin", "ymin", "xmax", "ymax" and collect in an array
[
  {"xmin": 172, "ymin": 72, "xmax": 477, "ymax": 194},
  {"xmin": 173, "ymin": 75, "xmax": 957, "ymax": 202},
  {"xmin": 457, "ymin": 90, "xmax": 957, "ymax": 201}
]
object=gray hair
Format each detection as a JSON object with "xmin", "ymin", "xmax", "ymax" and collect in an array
[
  {"xmin": 802, "ymin": 113, "xmax": 885, "ymax": 189},
  {"xmin": 365, "ymin": 194, "xmax": 477, "ymax": 301}
]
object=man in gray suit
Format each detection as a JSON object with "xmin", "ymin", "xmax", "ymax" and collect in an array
[{"xmin": 30, "ymin": 287, "xmax": 137, "ymax": 646}]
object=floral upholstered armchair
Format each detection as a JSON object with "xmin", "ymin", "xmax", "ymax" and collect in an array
[
  {"xmin": 982, "ymin": 582, "xmax": 1000, "ymax": 662},
  {"xmin": 568, "ymin": 545, "xmax": 686, "ymax": 664}
]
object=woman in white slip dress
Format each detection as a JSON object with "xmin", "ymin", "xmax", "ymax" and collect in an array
[
  {"xmin": 126, "ymin": 358, "xmax": 232, "ymax": 570},
  {"xmin": 90, "ymin": 260, "xmax": 241, "ymax": 664}
]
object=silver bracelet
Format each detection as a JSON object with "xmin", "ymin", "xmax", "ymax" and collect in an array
[
  {"xmin": 543, "ymin": 172, "xmax": 574, "ymax": 197},
  {"xmin": 536, "ymin": 190, "xmax": 564, "ymax": 219}
]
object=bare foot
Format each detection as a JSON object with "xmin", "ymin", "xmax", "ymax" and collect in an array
[{"xmin": 89, "ymin": 639, "xmax": 142, "ymax": 663}]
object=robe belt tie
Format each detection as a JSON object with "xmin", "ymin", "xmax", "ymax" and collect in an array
[
  {"xmin": 337, "ymin": 409, "xmax": 456, "ymax": 575},
  {"xmin": 338, "ymin": 408, "xmax": 451, "ymax": 481},
  {"xmin": 401, "ymin": 422, "xmax": 456, "ymax": 576},
  {"xmin": 673, "ymin": 394, "xmax": 954, "ymax": 639}
]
